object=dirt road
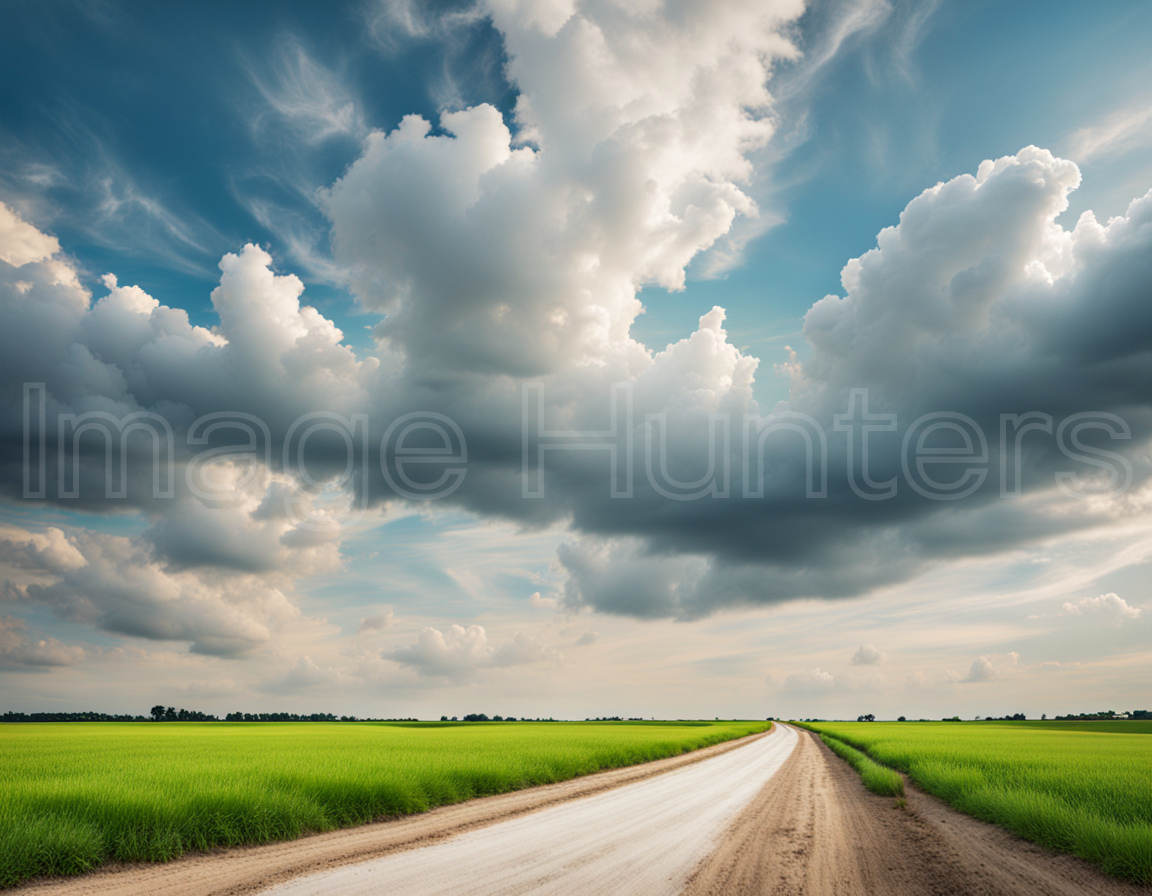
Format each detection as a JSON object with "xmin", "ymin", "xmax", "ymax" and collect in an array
[
  {"xmin": 257, "ymin": 723, "xmax": 798, "ymax": 895},
  {"xmin": 18, "ymin": 724, "xmax": 1146, "ymax": 896},
  {"xmin": 14, "ymin": 729, "xmax": 778, "ymax": 896},
  {"xmin": 684, "ymin": 727, "xmax": 1145, "ymax": 896}
]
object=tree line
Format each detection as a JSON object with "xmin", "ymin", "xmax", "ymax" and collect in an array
[
  {"xmin": 1, "ymin": 711, "xmax": 148, "ymax": 722},
  {"xmin": 0, "ymin": 708, "xmax": 415, "ymax": 723}
]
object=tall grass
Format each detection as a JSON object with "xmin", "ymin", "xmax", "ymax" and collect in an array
[
  {"xmin": 802, "ymin": 721, "xmax": 1152, "ymax": 883},
  {"xmin": 816, "ymin": 732, "xmax": 904, "ymax": 796},
  {"xmin": 0, "ymin": 720, "xmax": 766, "ymax": 888}
]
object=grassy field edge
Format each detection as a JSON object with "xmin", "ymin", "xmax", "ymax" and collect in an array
[
  {"xmin": 792, "ymin": 723, "xmax": 904, "ymax": 797},
  {"xmin": 796, "ymin": 721, "xmax": 1151, "ymax": 884},
  {"xmin": 0, "ymin": 720, "xmax": 769, "ymax": 889}
]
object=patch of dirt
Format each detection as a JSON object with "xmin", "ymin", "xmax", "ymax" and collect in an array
[
  {"xmin": 13, "ymin": 731, "xmax": 767, "ymax": 896},
  {"xmin": 683, "ymin": 728, "xmax": 1148, "ymax": 896}
]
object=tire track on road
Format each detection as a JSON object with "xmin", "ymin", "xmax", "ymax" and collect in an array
[
  {"xmin": 683, "ymin": 727, "xmax": 1145, "ymax": 896},
  {"xmin": 256, "ymin": 724, "xmax": 798, "ymax": 896}
]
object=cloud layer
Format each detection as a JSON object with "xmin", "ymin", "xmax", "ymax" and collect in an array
[{"xmin": 0, "ymin": 1, "xmax": 1151, "ymax": 670}]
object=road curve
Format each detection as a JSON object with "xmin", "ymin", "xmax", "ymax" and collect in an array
[{"xmin": 259, "ymin": 723, "xmax": 799, "ymax": 896}]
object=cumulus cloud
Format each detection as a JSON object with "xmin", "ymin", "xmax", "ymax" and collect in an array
[
  {"xmin": 0, "ymin": 613, "xmax": 85, "ymax": 668},
  {"xmin": 261, "ymin": 655, "xmax": 354, "ymax": 694},
  {"xmin": 784, "ymin": 667, "xmax": 836, "ymax": 693},
  {"xmin": 0, "ymin": 523, "xmax": 310, "ymax": 656},
  {"xmin": 851, "ymin": 644, "xmax": 885, "ymax": 665},
  {"xmin": 1063, "ymin": 593, "xmax": 1142, "ymax": 620},
  {"xmin": 386, "ymin": 624, "xmax": 560, "ymax": 679},
  {"xmin": 358, "ymin": 608, "xmax": 396, "ymax": 633},
  {"xmin": 326, "ymin": 0, "xmax": 800, "ymax": 378},
  {"xmin": 0, "ymin": 202, "xmax": 60, "ymax": 267},
  {"xmin": 962, "ymin": 652, "xmax": 1020, "ymax": 684}
]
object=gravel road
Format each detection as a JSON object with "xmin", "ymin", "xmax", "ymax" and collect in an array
[{"xmin": 257, "ymin": 724, "xmax": 798, "ymax": 896}]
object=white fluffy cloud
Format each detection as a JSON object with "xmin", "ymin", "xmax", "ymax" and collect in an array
[
  {"xmin": 387, "ymin": 623, "xmax": 561, "ymax": 679},
  {"xmin": 1063, "ymin": 593, "xmax": 1142, "ymax": 620},
  {"xmin": 793, "ymin": 146, "xmax": 1152, "ymax": 423},
  {"xmin": 0, "ymin": 201, "xmax": 60, "ymax": 267},
  {"xmin": 851, "ymin": 644, "xmax": 885, "ymax": 665},
  {"xmin": 962, "ymin": 652, "xmax": 1020, "ymax": 684}
]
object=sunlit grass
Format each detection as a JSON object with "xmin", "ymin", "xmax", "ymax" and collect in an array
[
  {"xmin": 799, "ymin": 720, "xmax": 1152, "ymax": 882},
  {"xmin": 817, "ymin": 732, "xmax": 904, "ymax": 796},
  {"xmin": 0, "ymin": 719, "xmax": 766, "ymax": 887}
]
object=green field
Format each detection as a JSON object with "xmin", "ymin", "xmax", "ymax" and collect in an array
[
  {"xmin": 799, "ymin": 720, "xmax": 1152, "ymax": 882},
  {"xmin": 0, "ymin": 719, "xmax": 766, "ymax": 887}
]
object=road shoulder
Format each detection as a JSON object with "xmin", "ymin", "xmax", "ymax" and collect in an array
[{"xmin": 683, "ymin": 727, "xmax": 1145, "ymax": 896}]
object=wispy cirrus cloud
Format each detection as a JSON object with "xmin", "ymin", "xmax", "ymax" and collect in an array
[{"xmin": 1064, "ymin": 105, "xmax": 1152, "ymax": 164}]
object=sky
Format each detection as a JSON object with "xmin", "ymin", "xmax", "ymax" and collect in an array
[{"xmin": 1, "ymin": 0, "xmax": 1151, "ymax": 721}]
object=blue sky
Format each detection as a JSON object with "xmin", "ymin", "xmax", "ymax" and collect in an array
[
  {"xmin": 2, "ymin": 0, "xmax": 1151, "ymax": 720},
  {"xmin": 6, "ymin": 1, "xmax": 1152, "ymax": 390}
]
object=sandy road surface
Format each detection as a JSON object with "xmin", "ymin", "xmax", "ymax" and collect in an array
[
  {"xmin": 684, "ymin": 727, "xmax": 1145, "ymax": 896},
  {"xmin": 15, "ymin": 729, "xmax": 778, "ymax": 896},
  {"xmin": 258, "ymin": 724, "xmax": 799, "ymax": 896}
]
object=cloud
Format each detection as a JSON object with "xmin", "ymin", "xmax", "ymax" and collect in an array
[
  {"xmin": 0, "ymin": 202, "xmax": 60, "ymax": 267},
  {"xmin": 386, "ymin": 623, "xmax": 560, "ymax": 679},
  {"xmin": 325, "ymin": 2, "xmax": 801, "ymax": 379},
  {"xmin": 962, "ymin": 655, "xmax": 997, "ymax": 683},
  {"xmin": 0, "ymin": 613, "xmax": 86, "ymax": 669},
  {"xmin": 3, "ymin": 0, "xmax": 1152, "ymax": 653},
  {"xmin": 0, "ymin": 523, "xmax": 311, "ymax": 657},
  {"xmin": 261, "ymin": 655, "xmax": 355, "ymax": 694},
  {"xmin": 247, "ymin": 38, "xmax": 365, "ymax": 145},
  {"xmin": 961, "ymin": 652, "xmax": 1020, "ymax": 683},
  {"xmin": 529, "ymin": 591, "xmax": 557, "ymax": 609},
  {"xmin": 851, "ymin": 644, "xmax": 885, "ymax": 665},
  {"xmin": 1065, "ymin": 105, "xmax": 1152, "ymax": 164},
  {"xmin": 784, "ymin": 667, "xmax": 836, "ymax": 694},
  {"xmin": 576, "ymin": 629, "xmax": 597, "ymax": 646},
  {"xmin": 358, "ymin": 608, "xmax": 396, "ymax": 633},
  {"xmin": 1063, "ymin": 593, "xmax": 1142, "ymax": 620}
]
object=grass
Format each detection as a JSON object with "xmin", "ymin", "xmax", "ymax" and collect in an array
[
  {"xmin": 816, "ymin": 731, "xmax": 904, "ymax": 796},
  {"xmin": 798, "ymin": 720, "xmax": 1152, "ymax": 883},
  {"xmin": 0, "ymin": 719, "xmax": 766, "ymax": 887}
]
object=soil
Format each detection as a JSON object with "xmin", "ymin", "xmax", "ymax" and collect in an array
[{"xmin": 682, "ymin": 727, "xmax": 1148, "ymax": 896}]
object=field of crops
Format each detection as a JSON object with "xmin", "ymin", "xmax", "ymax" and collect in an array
[
  {"xmin": 801, "ymin": 720, "xmax": 1152, "ymax": 882},
  {"xmin": 0, "ymin": 719, "xmax": 766, "ymax": 887}
]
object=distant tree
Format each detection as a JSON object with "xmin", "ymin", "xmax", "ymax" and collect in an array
[
  {"xmin": 150, "ymin": 705, "xmax": 166, "ymax": 721},
  {"xmin": 440, "ymin": 715, "xmax": 448, "ymax": 721},
  {"xmin": 897, "ymin": 716, "xmax": 906, "ymax": 722}
]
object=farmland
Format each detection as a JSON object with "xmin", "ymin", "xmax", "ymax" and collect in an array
[
  {"xmin": 0, "ymin": 719, "xmax": 767, "ymax": 888},
  {"xmin": 800, "ymin": 720, "xmax": 1152, "ymax": 882}
]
